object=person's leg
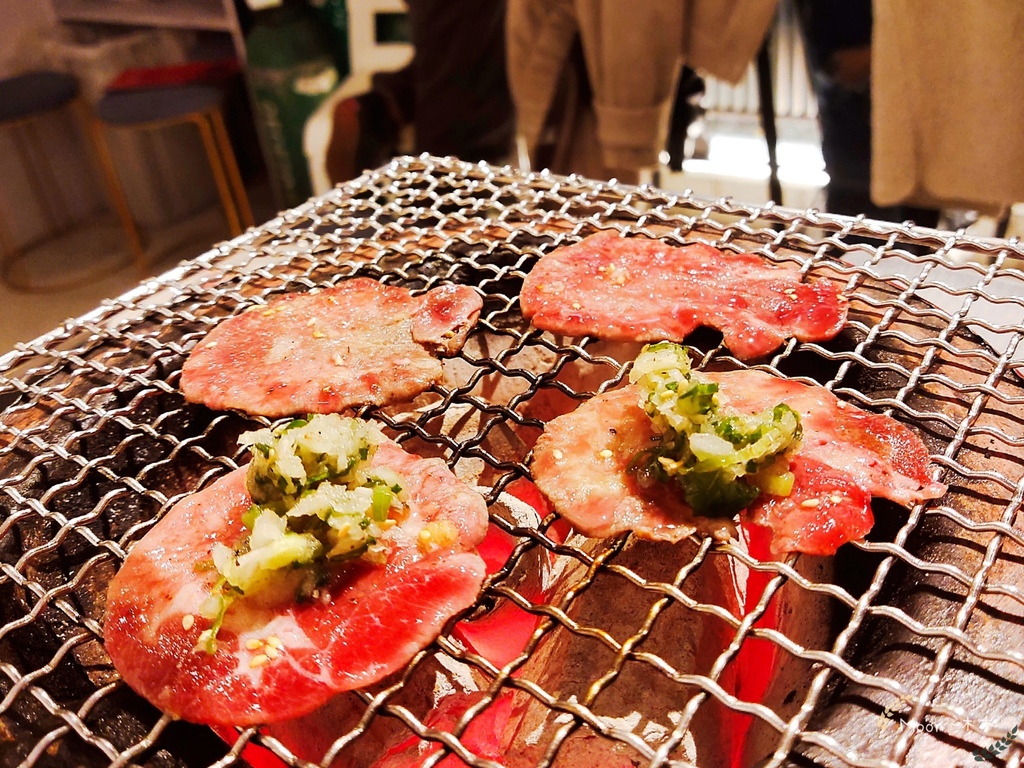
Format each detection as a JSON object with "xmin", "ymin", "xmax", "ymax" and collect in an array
[
  {"xmin": 799, "ymin": 0, "xmax": 938, "ymax": 226},
  {"xmin": 405, "ymin": 0, "xmax": 514, "ymax": 163},
  {"xmin": 325, "ymin": 1, "xmax": 514, "ymax": 182}
]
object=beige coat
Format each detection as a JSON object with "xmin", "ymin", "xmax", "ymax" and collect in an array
[
  {"xmin": 872, "ymin": 1, "xmax": 1024, "ymax": 212},
  {"xmin": 506, "ymin": 0, "xmax": 778, "ymax": 173}
]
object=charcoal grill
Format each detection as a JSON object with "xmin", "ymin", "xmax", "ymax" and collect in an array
[{"xmin": 3, "ymin": 155, "xmax": 1024, "ymax": 768}]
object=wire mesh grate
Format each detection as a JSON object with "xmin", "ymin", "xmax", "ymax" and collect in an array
[{"xmin": 2, "ymin": 156, "xmax": 1024, "ymax": 767}]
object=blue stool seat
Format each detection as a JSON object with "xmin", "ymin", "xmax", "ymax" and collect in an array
[
  {"xmin": 0, "ymin": 71, "xmax": 79, "ymax": 122},
  {"xmin": 89, "ymin": 76, "xmax": 253, "ymax": 270},
  {"xmin": 96, "ymin": 84, "xmax": 224, "ymax": 126}
]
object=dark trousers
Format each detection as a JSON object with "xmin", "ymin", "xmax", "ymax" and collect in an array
[
  {"xmin": 799, "ymin": 0, "xmax": 938, "ymax": 226},
  {"xmin": 373, "ymin": 0, "xmax": 514, "ymax": 163}
]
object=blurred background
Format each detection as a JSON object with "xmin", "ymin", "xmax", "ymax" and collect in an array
[{"xmin": 0, "ymin": 0, "xmax": 1021, "ymax": 353}]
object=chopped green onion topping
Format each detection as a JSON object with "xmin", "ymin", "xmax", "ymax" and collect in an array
[
  {"xmin": 628, "ymin": 342, "xmax": 802, "ymax": 516},
  {"xmin": 371, "ymin": 484, "xmax": 393, "ymax": 521},
  {"xmin": 195, "ymin": 578, "xmax": 239, "ymax": 654},
  {"xmin": 197, "ymin": 415, "xmax": 406, "ymax": 653},
  {"xmin": 241, "ymin": 504, "xmax": 260, "ymax": 530}
]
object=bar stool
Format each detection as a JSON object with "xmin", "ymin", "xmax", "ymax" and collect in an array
[
  {"xmin": 91, "ymin": 83, "xmax": 255, "ymax": 274},
  {"xmin": 0, "ymin": 71, "xmax": 138, "ymax": 291}
]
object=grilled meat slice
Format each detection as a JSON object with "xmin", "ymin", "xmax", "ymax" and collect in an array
[
  {"xmin": 520, "ymin": 232, "xmax": 847, "ymax": 360},
  {"xmin": 104, "ymin": 439, "xmax": 488, "ymax": 726},
  {"xmin": 181, "ymin": 278, "xmax": 482, "ymax": 417},
  {"xmin": 530, "ymin": 372, "xmax": 945, "ymax": 555}
]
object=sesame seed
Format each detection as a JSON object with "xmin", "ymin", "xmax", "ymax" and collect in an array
[
  {"xmin": 306, "ymin": 318, "xmax": 317, "ymax": 326},
  {"xmin": 830, "ymin": 494, "xmax": 844, "ymax": 503},
  {"xmin": 265, "ymin": 636, "xmax": 283, "ymax": 649},
  {"xmin": 261, "ymin": 309, "xmax": 275, "ymax": 316},
  {"xmin": 205, "ymin": 341, "xmax": 217, "ymax": 349},
  {"xmin": 332, "ymin": 354, "xmax": 344, "ymax": 366},
  {"xmin": 800, "ymin": 498, "xmax": 820, "ymax": 508},
  {"xmin": 181, "ymin": 614, "xmax": 195, "ymax": 631},
  {"xmin": 312, "ymin": 330, "xmax": 326, "ymax": 339},
  {"xmin": 571, "ymin": 302, "xmax": 581, "ymax": 310},
  {"xmin": 599, "ymin": 449, "xmax": 613, "ymax": 458},
  {"xmin": 249, "ymin": 654, "xmax": 269, "ymax": 668},
  {"xmin": 245, "ymin": 638, "xmax": 263, "ymax": 650},
  {"xmin": 552, "ymin": 449, "xmax": 564, "ymax": 460}
]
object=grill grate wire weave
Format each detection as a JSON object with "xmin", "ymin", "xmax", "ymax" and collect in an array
[{"xmin": 2, "ymin": 157, "xmax": 1024, "ymax": 767}]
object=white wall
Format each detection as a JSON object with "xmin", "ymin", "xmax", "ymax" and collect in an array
[
  {"xmin": 0, "ymin": 0, "xmax": 217, "ymax": 252},
  {"xmin": 0, "ymin": 0, "xmax": 104, "ymax": 252},
  {"xmin": 0, "ymin": 0, "xmax": 55, "ymax": 76}
]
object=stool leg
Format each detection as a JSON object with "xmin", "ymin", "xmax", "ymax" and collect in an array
[
  {"xmin": 1, "ymin": 122, "xmax": 51, "ymax": 289},
  {"xmin": 208, "ymin": 107, "xmax": 254, "ymax": 229},
  {"xmin": 25, "ymin": 113, "xmax": 75, "ymax": 229},
  {"xmin": 11, "ymin": 122, "xmax": 62, "ymax": 228},
  {"xmin": 0, "ymin": 198, "xmax": 28, "ymax": 289},
  {"xmin": 78, "ymin": 102, "xmax": 147, "ymax": 274},
  {"xmin": 192, "ymin": 112, "xmax": 242, "ymax": 236}
]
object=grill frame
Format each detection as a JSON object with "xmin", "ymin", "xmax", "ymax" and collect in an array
[{"xmin": 2, "ymin": 156, "xmax": 1024, "ymax": 767}]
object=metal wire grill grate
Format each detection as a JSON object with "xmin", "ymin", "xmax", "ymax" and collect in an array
[{"xmin": 3, "ymin": 156, "xmax": 1024, "ymax": 768}]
